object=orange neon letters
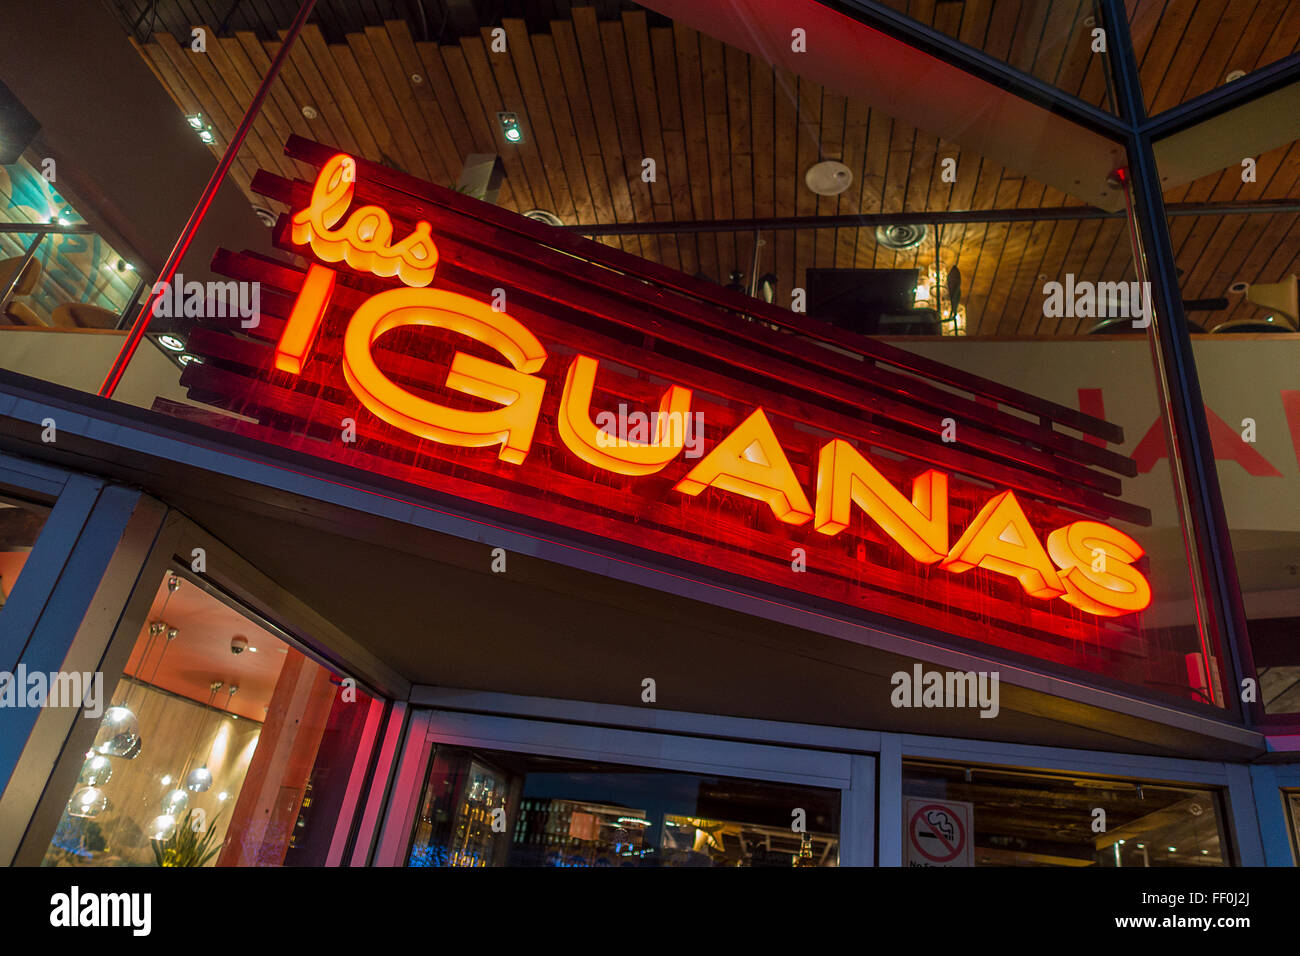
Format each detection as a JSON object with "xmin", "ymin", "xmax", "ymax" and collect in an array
[
  {"xmin": 275, "ymin": 262, "xmax": 336, "ymax": 374},
  {"xmin": 341, "ymin": 287, "xmax": 547, "ymax": 464},
  {"xmin": 674, "ymin": 408, "xmax": 813, "ymax": 524},
  {"xmin": 290, "ymin": 153, "xmax": 439, "ymax": 288},
  {"xmin": 557, "ymin": 355, "xmax": 693, "ymax": 476},
  {"xmin": 1046, "ymin": 520, "xmax": 1152, "ymax": 615},
  {"xmin": 275, "ymin": 159, "xmax": 1154, "ymax": 619},
  {"xmin": 814, "ymin": 439, "xmax": 949, "ymax": 564},
  {"xmin": 940, "ymin": 491, "xmax": 1065, "ymax": 599}
]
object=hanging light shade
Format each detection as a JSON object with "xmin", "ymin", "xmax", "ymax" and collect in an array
[
  {"xmin": 148, "ymin": 814, "xmax": 177, "ymax": 842},
  {"xmin": 78, "ymin": 753, "xmax": 113, "ymax": 786},
  {"xmin": 161, "ymin": 788, "xmax": 189, "ymax": 815},
  {"xmin": 67, "ymin": 786, "xmax": 109, "ymax": 818},
  {"xmin": 185, "ymin": 766, "xmax": 213, "ymax": 793},
  {"xmin": 93, "ymin": 704, "xmax": 141, "ymax": 758}
]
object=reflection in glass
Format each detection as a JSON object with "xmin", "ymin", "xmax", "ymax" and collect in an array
[
  {"xmin": 904, "ymin": 759, "xmax": 1228, "ymax": 867},
  {"xmin": 408, "ymin": 747, "xmax": 840, "ymax": 868}
]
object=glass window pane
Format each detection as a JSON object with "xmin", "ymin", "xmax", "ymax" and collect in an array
[
  {"xmin": 42, "ymin": 569, "xmax": 373, "ymax": 867},
  {"xmin": 1134, "ymin": 0, "xmax": 1300, "ymax": 114},
  {"xmin": 870, "ymin": 0, "xmax": 1116, "ymax": 112},
  {"xmin": 91, "ymin": 4, "xmax": 1221, "ymax": 708},
  {"xmin": 903, "ymin": 759, "xmax": 1230, "ymax": 866},
  {"xmin": 1155, "ymin": 81, "xmax": 1300, "ymax": 715},
  {"xmin": 0, "ymin": 494, "xmax": 49, "ymax": 607},
  {"xmin": 408, "ymin": 746, "xmax": 841, "ymax": 867}
]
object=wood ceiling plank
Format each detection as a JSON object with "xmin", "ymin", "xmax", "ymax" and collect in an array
[
  {"xmin": 971, "ymin": 176, "xmax": 1023, "ymax": 334},
  {"xmin": 749, "ymin": 53, "xmax": 776, "ymax": 222},
  {"xmin": 815, "ymin": 86, "xmax": 846, "ymax": 276},
  {"xmin": 793, "ymin": 76, "xmax": 822, "ymax": 285},
  {"xmin": 620, "ymin": 13, "xmax": 672, "ymax": 264},
  {"xmin": 210, "ymin": 34, "xmax": 299, "ymax": 181},
  {"xmin": 553, "ymin": 19, "xmax": 620, "ymax": 242},
  {"xmin": 835, "ymin": 94, "xmax": 870, "ymax": 270},
  {"xmin": 384, "ymin": 22, "xmax": 465, "ymax": 189},
  {"xmin": 571, "ymin": 8, "xmax": 642, "ymax": 257},
  {"xmin": 1008, "ymin": 217, "xmax": 1063, "ymax": 333},
  {"xmin": 1007, "ymin": 0, "xmax": 1054, "ymax": 77},
  {"xmin": 669, "ymin": 24, "xmax": 715, "ymax": 277},
  {"xmin": 442, "ymin": 41, "xmax": 536, "ymax": 213},
  {"xmin": 174, "ymin": 24, "xmax": 283, "ymax": 180},
  {"xmin": 1044, "ymin": 216, "xmax": 1106, "ymax": 334},
  {"xmin": 478, "ymin": 23, "xmax": 568, "ymax": 220},
  {"xmin": 299, "ymin": 24, "xmax": 383, "ymax": 162},
  {"xmin": 1254, "ymin": 0, "xmax": 1300, "ymax": 69},
  {"xmin": 275, "ymin": 29, "xmax": 362, "ymax": 159},
  {"xmin": 1137, "ymin": 0, "xmax": 1199, "ymax": 109},
  {"xmin": 239, "ymin": 32, "xmax": 330, "ymax": 180},
  {"xmin": 1064, "ymin": 218, "xmax": 1132, "ymax": 334},
  {"xmin": 360, "ymin": 25, "xmax": 440, "ymax": 182},
  {"xmin": 699, "ymin": 31, "xmax": 736, "ymax": 275},
  {"xmin": 531, "ymin": 32, "xmax": 597, "ymax": 225},
  {"xmin": 773, "ymin": 65, "xmax": 799, "ymax": 298},
  {"xmin": 1181, "ymin": 0, "xmax": 1274, "ymax": 103},
  {"xmin": 147, "ymin": 33, "xmax": 259, "ymax": 197},
  {"xmin": 1147, "ymin": 0, "xmax": 1229, "ymax": 115},
  {"xmin": 333, "ymin": 38, "xmax": 414, "ymax": 175},
  {"xmin": 1027, "ymin": 219, "xmax": 1089, "ymax": 334}
]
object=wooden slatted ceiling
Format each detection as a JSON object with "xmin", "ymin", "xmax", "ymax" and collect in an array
[{"xmin": 131, "ymin": 9, "xmax": 1297, "ymax": 337}]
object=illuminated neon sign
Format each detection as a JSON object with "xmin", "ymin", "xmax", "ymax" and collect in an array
[{"xmin": 276, "ymin": 154, "xmax": 1151, "ymax": 617}]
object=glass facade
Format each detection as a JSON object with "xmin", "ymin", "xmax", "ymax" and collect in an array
[
  {"xmin": 0, "ymin": 0, "xmax": 1298, "ymax": 877},
  {"xmin": 407, "ymin": 746, "xmax": 841, "ymax": 867},
  {"xmin": 40, "ymin": 568, "xmax": 373, "ymax": 868},
  {"xmin": 903, "ymin": 759, "xmax": 1230, "ymax": 866}
]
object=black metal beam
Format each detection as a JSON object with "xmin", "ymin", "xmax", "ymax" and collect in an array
[
  {"xmin": 1099, "ymin": 0, "xmax": 1257, "ymax": 726},
  {"xmin": 1143, "ymin": 50, "xmax": 1300, "ymax": 141},
  {"xmin": 822, "ymin": 0, "xmax": 1128, "ymax": 140},
  {"xmin": 563, "ymin": 201, "xmax": 1300, "ymax": 236}
]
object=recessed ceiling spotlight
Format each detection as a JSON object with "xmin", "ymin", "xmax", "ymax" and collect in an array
[
  {"xmin": 411, "ymin": 73, "xmax": 424, "ymax": 85},
  {"xmin": 1083, "ymin": 15, "xmax": 1096, "ymax": 26},
  {"xmin": 252, "ymin": 205, "xmax": 277, "ymax": 227},
  {"xmin": 523, "ymin": 208, "xmax": 564, "ymax": 227},
  {"xmin": 302, "ymin": 105, "xmax": 318, "ymax": 119},
  {"xmin": 1225, "ymin": 70, "xmax": 1246, "ymax": 83},
  {"xmin": 805, "ymin": 160, "xmax": 853, "ymax": 196},
  {"xmin": 876, "ymin": 223, "xmax": 927, "ymax": 251},
  {"xmin": 158, "ymin": 334, "xmax": 186, "ymax": 352},
  {"xmin": 498, "ymin": 111, "xmax": 524, "ymax": 144},
  {"xmin": 186, "ymin": 113, "xmax": 205, "ymax": 130},
  {"xmin": 178, "ymin": 354, "xmax": 202, "ymax": 366},
  {"xmin": 1228, "ymin": 280, "xmax": 1248, "ymax": 294},
  {"xmin": 198, "ymin": 128, "xmax": 216, "ymax": 144}
]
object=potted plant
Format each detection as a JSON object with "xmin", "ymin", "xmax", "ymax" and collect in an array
[{"xmin": 152, "ymin": 809, "xmax": 223, "ymax": 867}]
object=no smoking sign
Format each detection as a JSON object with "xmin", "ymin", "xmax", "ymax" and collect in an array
[{"xmin": 905, "ymin": 797, "xmax": 974, "ymax": 867}]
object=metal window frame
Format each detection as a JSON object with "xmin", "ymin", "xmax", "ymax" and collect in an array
[
  {"xmin": 376, "ymin": 689, "xmax": 877, "ymax": 867},
  {"xmin": 1, "ymin": 476, "xmax": 398, "ymax": 866},
  {"xmin": 393, "ymin": 686, "xmax": 1264, "ymax": 867}
]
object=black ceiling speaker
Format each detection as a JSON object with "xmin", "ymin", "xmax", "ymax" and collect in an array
[
  {"xmin": 0, "ymin": 79, "xmax": 41, "ymax": 165},
  {"xmin": 946, "ymin": 266, "xmax": 962, "ymax": 316}
]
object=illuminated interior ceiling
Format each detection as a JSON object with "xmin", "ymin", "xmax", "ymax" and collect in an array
[{"xmin": 109, "ymin": 0, "xmax": 1300, "ymax": 336}]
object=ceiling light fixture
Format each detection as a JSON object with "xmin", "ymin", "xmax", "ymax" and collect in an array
[
  {"xmin": 158, "ymin": 334, "xmax": 186, "ymax": 352},
  {"xmin": 186, "ymin": 113, "xmax": 205, "ymax": 130},
  {"xmin": 523, "ymin": 208, "xmax": 563, "ymax": 227},
  {"xmin": 804, "ymin": 160, "xmax": 853, "ymax": 196},
  {"xmin": 498, "ymin": 112, "xmax": 524, "ymax": 144}
]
